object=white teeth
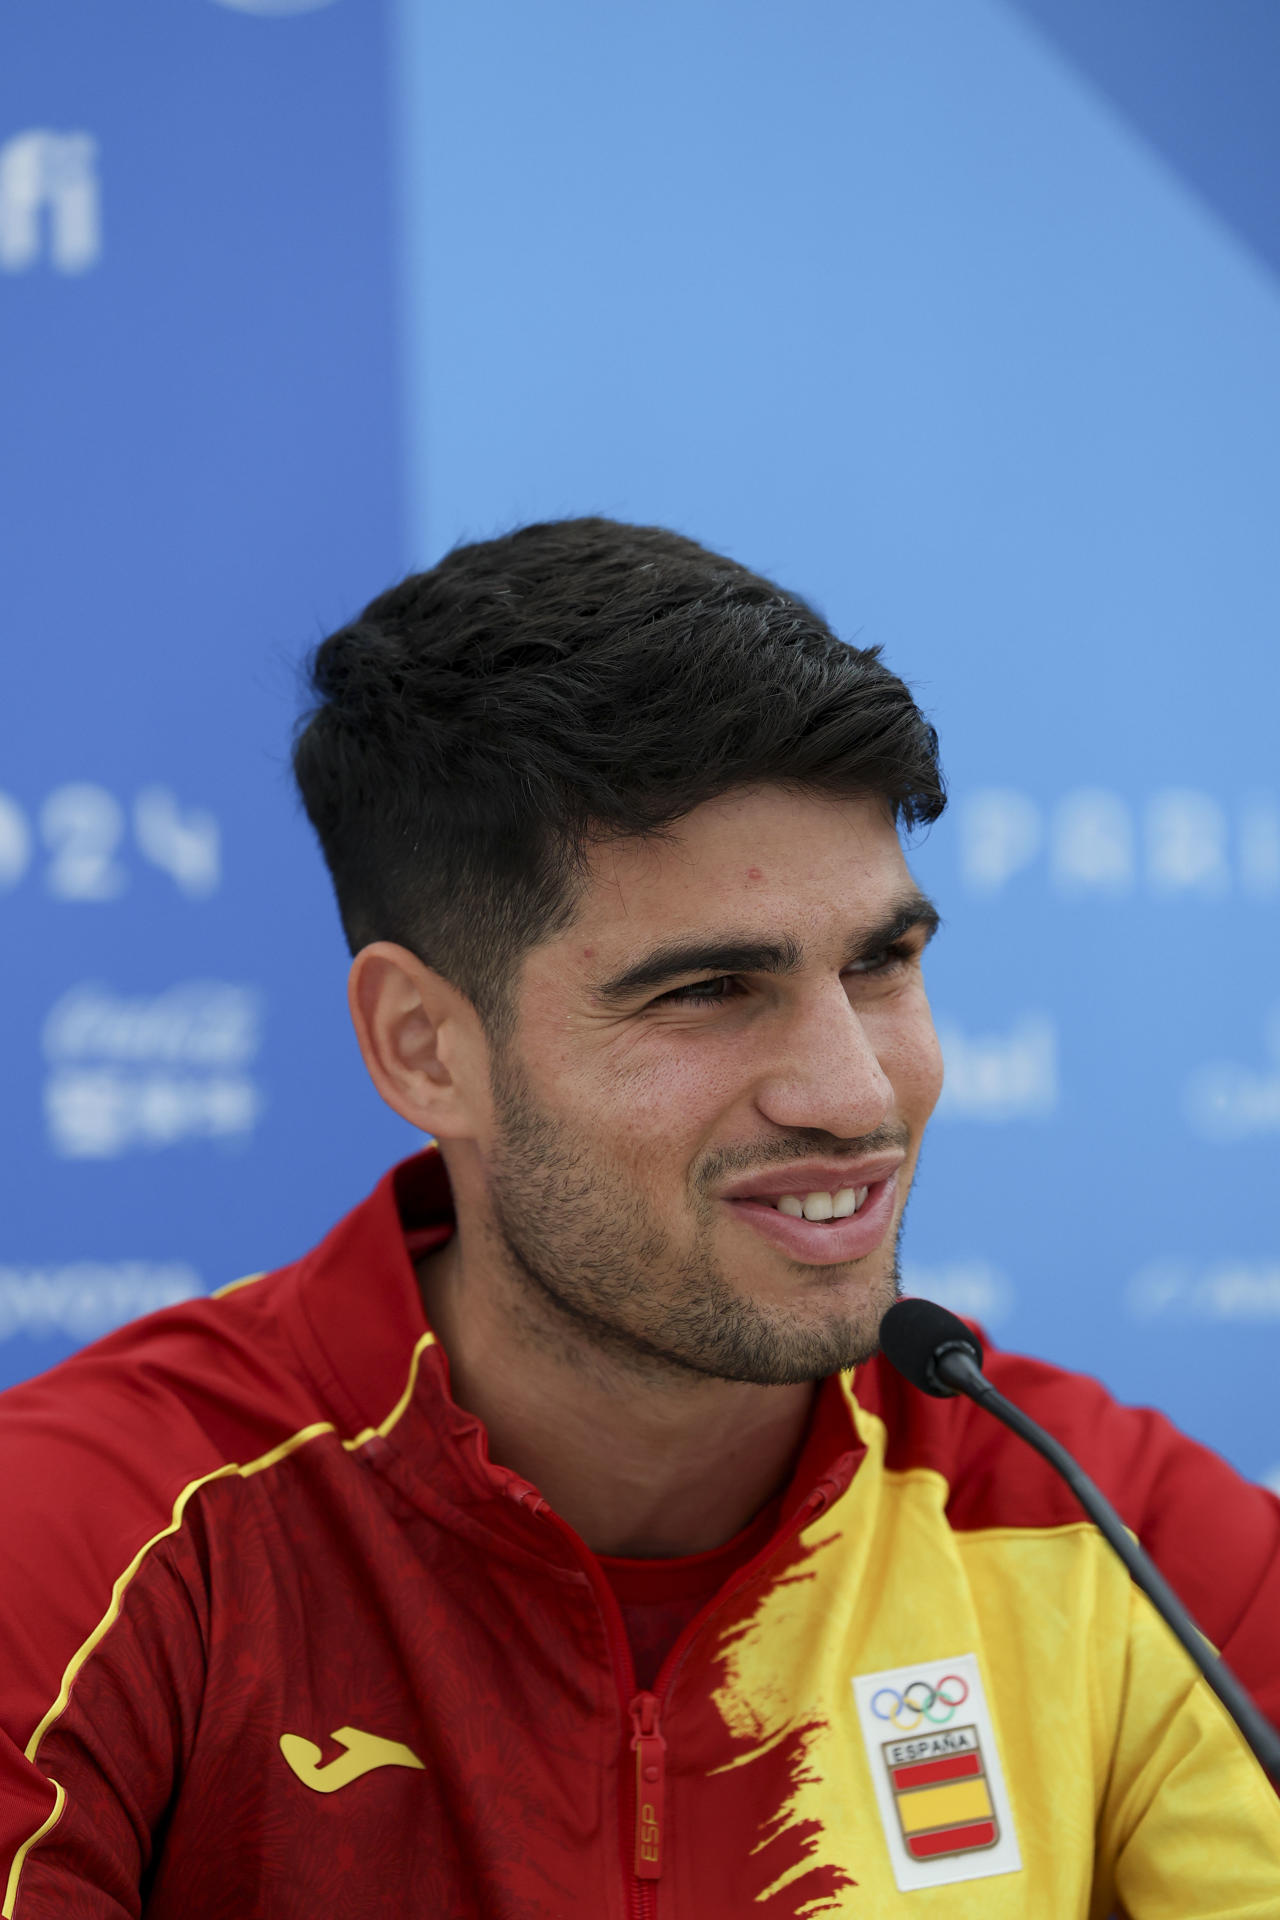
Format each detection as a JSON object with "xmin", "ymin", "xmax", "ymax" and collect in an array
[{"xmin": 770, "ymin": 1185, "xmax": 871, "ymax": 1220}]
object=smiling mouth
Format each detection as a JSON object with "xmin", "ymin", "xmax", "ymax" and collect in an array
[
  {"xmin": 721, "ymin": 1175, "xmax": 898, "ymax": 1265},
  {"xmin": 749, "ymin": 1185, "xmax": 871, "ymax": 1221}
]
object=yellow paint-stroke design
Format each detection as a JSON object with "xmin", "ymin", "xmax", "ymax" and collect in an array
[
  {"xmin": 711, "ymin": 1508, "xmax": 866, "ymax": 1910},
  {"xmin": 709, "ymin": 1390, "xmax": 891, "ymax": 1911}
]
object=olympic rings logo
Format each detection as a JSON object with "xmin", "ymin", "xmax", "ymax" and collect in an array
[{"xmin": 870, "ymin": 1674, "xmax": 969, "ymax": 1731}]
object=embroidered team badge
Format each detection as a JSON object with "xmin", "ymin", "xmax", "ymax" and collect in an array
[{"xmin": 852, "ymin": 1653, "xmax": 1022, "ymax": 1892}]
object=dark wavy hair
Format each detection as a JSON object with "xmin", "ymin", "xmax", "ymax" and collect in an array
[{"xmin": 293, "ymin": 517, "xmax": 945, "ymax": 1041}]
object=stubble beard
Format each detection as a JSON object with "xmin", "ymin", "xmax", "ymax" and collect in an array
[{"xmin": 482, "ymin": 1046, "xmax": 906, "ymax": 1389}]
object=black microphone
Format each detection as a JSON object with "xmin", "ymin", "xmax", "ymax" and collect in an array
[{"xmin": 878, "ymin": 1296, "xmax": 1280, "ymax": 1786}]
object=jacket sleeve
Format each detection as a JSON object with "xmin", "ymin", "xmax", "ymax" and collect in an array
[
  {"xmin": 0, "ymin": 1732, "xmax": 138, "ymax": 1920},
  {"xmin": 5, "ymin": 1523, "xmax": 212, "ymax": 1917},
  {"xmin": 0, "ymin": 1371, "xmax": 215, "ymax": 1920},
  {"xmin": 0, "ymin": 1270, "xmax": 340, "ymax": 1917},
  {"xmin": 1094, "ymin": 1582, "xmax": 1280, "ymax": 1919}
]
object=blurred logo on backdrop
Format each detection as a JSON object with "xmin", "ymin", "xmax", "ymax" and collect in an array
[
  {"xmin": 0, "ymin": 785, "xmax": 220, "ymax": 900},
  {"xmin": 42, "ymin": 982, "xmax": 264, "ymax": 1159},
  {"xmin": 899, "ymin": 1261, "xmax": 1014, "ymax": 1329},
  {"xmin": 958, "ymin": 787, "xmax": 1279, "ymax": 899},
  {"xmin": 1181, "ymin": 1007, "xmax": 1280, "ymax": 1142},
  {"xmin": 933, "ymin": 1015, "xmax": 1058, "ymax": 1122},
  {"xmin": 0, "ymin": 1262, "xmax": 201, "ymax": 1345},
  {"xmin": 1127, "ymin": 1258, "xmax": 1280, "ymax": 1324},
  {"xmin": 208, "ymin": 0, "xmax": 339, "ymax": 13},
  {"xmin": 0, "ymin": 131, "xmax": 101, "ymax": 275}
]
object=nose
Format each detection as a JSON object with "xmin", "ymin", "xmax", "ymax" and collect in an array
[{"xmin": 753, "ymin": 980, "xmax": 895, "ymax": 1141}]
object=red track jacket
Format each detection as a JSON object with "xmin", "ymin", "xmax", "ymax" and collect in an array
[{"xmin": 2, "ymin": 1149, "xmax": 1279, "ymax": 1917}]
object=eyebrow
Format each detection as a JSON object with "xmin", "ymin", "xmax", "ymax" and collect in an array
[{"xmin": 591, "ymin": 890, "xmax": 941, "ymax": 1005}]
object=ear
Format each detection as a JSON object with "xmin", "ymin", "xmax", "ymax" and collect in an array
[{"xmin": 347, "ymin": 942, "xmax": 490, "ymax": 1140}]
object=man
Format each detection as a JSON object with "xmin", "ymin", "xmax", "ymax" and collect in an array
[{"xmin": 2, "ymin": 519, "xmax": 1278, "ymax": 1917}]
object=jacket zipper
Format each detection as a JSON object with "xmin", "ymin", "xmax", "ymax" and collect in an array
[
  {"xmin": 516, "ymin": 1470, "xmax": 845, "ymax": 1920},
  {"xmin": 629, "ymin": 1692, "xmax": 666, "ymax": 1901},
  {"xmin": 514, "ymin": 1490, "xmax": 656, "ymax": 1919}
]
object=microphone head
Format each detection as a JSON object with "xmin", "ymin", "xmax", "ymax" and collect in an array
[{"xmin": 878, "ymin": 1296, "xmax": 985, "ymax": 1398}]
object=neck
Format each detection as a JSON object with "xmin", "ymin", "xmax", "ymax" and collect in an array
[{"xmin": 415, "ymin": 1224, "xmax": 815, "ymax": 1558}]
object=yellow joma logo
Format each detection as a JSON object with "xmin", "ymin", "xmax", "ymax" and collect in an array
[{"xmin": 280, "ymin": 1724, "xmax": 425, "ymax": 1794}]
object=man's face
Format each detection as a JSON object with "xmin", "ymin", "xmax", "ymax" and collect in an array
[{"xmin": 475, "ymin": 785, "xmax": 944, "ymax": 1385}]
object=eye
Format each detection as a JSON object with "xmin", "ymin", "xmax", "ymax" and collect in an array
[
  {"xmin": 846, "ymin": 940, "xmax": 918, "ymax": 978},
  {"xmin": 653, "ymin": 975, "xmax": 742, "ymax": 1007}
]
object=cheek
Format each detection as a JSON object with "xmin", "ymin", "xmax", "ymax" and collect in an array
[
  {"xmin": 870, "ymin": 996, "xmax": 945, "ymax": 1116},
  {"xmin": 573, "ymin": 1038, "xmax": 744, "ymax": 1154}
]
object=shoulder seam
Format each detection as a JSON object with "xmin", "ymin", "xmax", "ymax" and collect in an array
[
  {"xmin": 23, "ymin": 1418, "xmax": 335, "ymax": 1768},
  {"xmin": 875, "ymin": 1465, "xmax": 1109, "ymax": 1544},
  {"xmin": 949, "ymin": 1518, "xmax": 1102, "ymax": 1545},
  {"xmin": 25, "ymin": 1328, "xmax": 438, "ymax": 1766}
]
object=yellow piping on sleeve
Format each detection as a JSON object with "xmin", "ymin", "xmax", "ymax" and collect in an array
[{"xmin": 2, "ymin": 1782, "xmax": 65, "ymax": 1918}]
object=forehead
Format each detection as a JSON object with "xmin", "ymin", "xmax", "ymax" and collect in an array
[{"xmin": 558, "ymin": 786, "xmax": 912, "ymax": 963}]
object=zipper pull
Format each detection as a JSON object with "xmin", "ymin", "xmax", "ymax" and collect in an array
[{"xmin": 629, "ymin": 1692, "xmax": 666, "ymax": 1881}]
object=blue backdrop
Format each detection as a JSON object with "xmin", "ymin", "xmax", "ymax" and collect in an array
[{"xmin": 3, "ymin": 0, "xmax": 1278, "ymax": 1486}]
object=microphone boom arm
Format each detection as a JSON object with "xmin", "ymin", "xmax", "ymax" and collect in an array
[{"xmin": 937, "ymin": 1346, "xmax": 1280, "ymax": 1786}]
